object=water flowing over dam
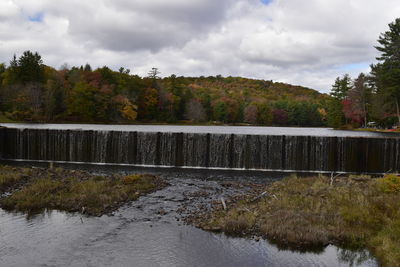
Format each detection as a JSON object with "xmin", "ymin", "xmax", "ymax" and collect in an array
[{"xmin": 0, "ymin": 125, "xmax": 399, "ymax": 173}]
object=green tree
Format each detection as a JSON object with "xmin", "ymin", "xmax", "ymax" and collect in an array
[
  {"xmin": 326, "ymin": 99, "xmax": 345, "ymax": 128},
  {"xmin": 213, "ymin": 101, "xmax": 227, "ymax": 122},
  {"xmin": 16, "ymin": 51, "xmax": 45, "ymax": 84},
  {"xmin": 330, "ymin": 74, "xmax": 351, "ymax": 100},
  {"xmin": 371, "ymin": 18, "xmax": 400, "ymax": 125},
  {"xmin": 45, "ymin": 73, "xmax": 66, "ymax": 120},
  {"xmin": 67, "ymin": 82, "xmax": 98, "ymax": 121},
  {"xmin": 255, "ymin": 102, "xmax": 272, "ymax": 125}
]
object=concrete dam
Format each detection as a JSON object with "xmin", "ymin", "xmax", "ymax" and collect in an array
[{"xmin": 0, "ymin": 126, "xmax": 399, "ymax": 173}]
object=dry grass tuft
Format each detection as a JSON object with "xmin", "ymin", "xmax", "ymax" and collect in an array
[
  {"xmin": 0, "ymin": 165, "xmax": 167, "ymax": 216},
  {"xmin": 199, "ymin": 175, "xmax": 400, "ymax": 266}
]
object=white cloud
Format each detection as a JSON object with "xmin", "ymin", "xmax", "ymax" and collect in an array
[{"xmin": 0, "ymin": 0, "xmax": 400, "ymax": 92}]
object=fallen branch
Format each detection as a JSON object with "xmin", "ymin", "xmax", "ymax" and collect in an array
[
  {"xmin": 220, "ymin": 197, "xmax": 227, "ymax": 210},
  {"xmin": 330, "ymin": 173, "xmax": 342, "ymax": 186}
]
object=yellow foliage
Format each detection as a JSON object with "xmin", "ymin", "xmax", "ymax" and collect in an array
[
  {"xmin": 318, "ymin": 108, "xmax": 327, "ymax": 119},
  {"xmin": 122, "ymin": 174, "xmax": 141, "ymax": 185},
  {"xmin": 377, "ymin": 174, "xmax": 400, "ymax": 193},
  {"xmin": 122, "ymin": 103, "xmax": 138, "ymax": 121}
]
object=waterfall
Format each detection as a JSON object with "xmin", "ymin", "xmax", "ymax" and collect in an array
[{"xmin": 0, "ymin": 127, "xmax": 399, "ymax": 173}]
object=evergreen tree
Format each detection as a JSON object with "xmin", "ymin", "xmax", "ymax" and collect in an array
[
  {"xmin": 371, "ymin": 18, "xmax": 400, "ymax": 125},
  {"xmin": 330, "ymin": 74, "xmax": 351, "ymax": 100},
  {"xmin": 16, "ymin": 51, "xmax": 44, "ymax": 84},
  {"xmin": 326, "ymin": 99, "xmax": 345, "ymax": 128}
]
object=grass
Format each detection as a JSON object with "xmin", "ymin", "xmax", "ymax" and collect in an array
[
  {"xmin": 0, "ymin": 165, "xmax": 31, "ymax": 192},
  {"xmin": 0, "ymin": 166, "xmax": 167, "ymax": 216},
  {"xmin": 197, "ymin": 174, "xmax": 400, "ymax": 266}
]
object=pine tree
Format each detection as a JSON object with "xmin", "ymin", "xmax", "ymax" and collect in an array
[
  {"xmin": 371, "ymin": 18, "xmax": 400, "ymax": 125},
  {"xmin": 17, "ymin": 51, "xmax": 44, "ymax": 84},
  {"xmin": 330, "ymin": 74, "xmax": 351, "ymax": 100}
]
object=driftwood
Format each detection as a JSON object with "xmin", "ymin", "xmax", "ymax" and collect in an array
[
  {"xmin": 250, "ymin": 191, "xmax": 278, "ymax": 202},
  {"xmin": 330, "ymin": 173, "xmax": 342, "ymax": 186},
  {"xmin": 220, "ymin": 197, "xmax": 227, "ymax": 210}
]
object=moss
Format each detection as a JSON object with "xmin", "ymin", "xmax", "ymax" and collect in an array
[
  {"xmin": 0, "ymin": 166, "xmax": 167, "ymax": 216},
  {"xmin": 198, "ymin": 175, "xmax": 400, "ymax": 266}
]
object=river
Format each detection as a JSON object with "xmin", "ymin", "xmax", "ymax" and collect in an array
[{"xmin": 0, "ymin": 167, "xmax": 378, "ymax": 267}]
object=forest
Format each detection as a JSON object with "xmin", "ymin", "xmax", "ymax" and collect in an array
[
  {"xmin": 1, "ymin": 18, "xmax": 399, "ymax": 129},
  {"xmin": 328, "ymin": 18, "xmax": 400, "ymax": 129},
  {"xmin": 0, "ymin": 52, "xmax": 328, "ymax": 126}
]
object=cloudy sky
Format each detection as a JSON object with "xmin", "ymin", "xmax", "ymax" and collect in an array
[{"xmin": 0, "ymin": 0, "xmax": 399, "ymax": 92}]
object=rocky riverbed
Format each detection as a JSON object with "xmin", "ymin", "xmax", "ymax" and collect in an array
[{"xmin": 0, "ymin": 164, "xmax": 377, "ymax": 266}]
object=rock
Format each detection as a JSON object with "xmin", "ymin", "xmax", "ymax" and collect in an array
[{"xmin": 157, "ymin": 209, "xmax": 168, "ymax": 215}]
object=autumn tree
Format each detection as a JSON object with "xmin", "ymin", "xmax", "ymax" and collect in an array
[
  {"xmin": 44, "ymin": 72, "xmax": 67, "ymax": 120},
  {"xmin": 67, "ymin": 81, "xmax": 98, "ymax": 121},
  {"xmin": 137, "ymin": 87, "xmax": 158, "ymax": 120},
  {"xmin": 344, "ymin": 73, "xmax": 371, "ymax": 126},
  {"xmin": 184, "ymin": 98, "xmax": 206, "ymax": 122},
  {"xmin": 272, "ymin": 109, "xmax": 289, "ymax": 125},
  {"xmin": 244, "ymin": 104, "xmax": 258, "ymax": 124},
  {"xmin": 256, "ymin": 102, "xmax": 272, "ymax": 125}
]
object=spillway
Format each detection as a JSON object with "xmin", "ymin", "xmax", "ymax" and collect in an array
[{"xmin": 0, "ymin": 127, "xmax": 398, "ymax": 173}]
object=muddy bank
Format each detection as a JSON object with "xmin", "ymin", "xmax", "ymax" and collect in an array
[
  {"xmin": 0, "ymin": 165, "xmax": 167, "ymax": 216},
  {"xmin": 187, "ymin": 174, "xmax": 400, "ymax": 266}
]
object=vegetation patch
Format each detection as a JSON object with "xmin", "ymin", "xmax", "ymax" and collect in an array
[
  {"xmin": 0, "ymin": 112, "xmax": 15, "ymax": 123},
  {"xmin": 193, "ymin": 175, "xmax": 400, "ymax": 266},
  {"xmin": 0, "ymin": 165, "xmax": 167, "ymax": 216},
  {"xmin": 0, "ymin": 165, "xmax": 32, "ymax": 192}
]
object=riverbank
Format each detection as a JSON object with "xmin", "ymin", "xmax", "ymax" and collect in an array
[
  {"xmin": 189, "ymin": 174, "xmax": 400, "ymax": 266},
  {"xmin": 0, "ymin": 165, "xmax": 167, "ymax": 216}
]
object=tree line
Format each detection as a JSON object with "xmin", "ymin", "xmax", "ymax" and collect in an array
[
  {"xmin": 328, "ymin": 18, "xmax": 400, "ymax": 129},
  {"xmin": 0, "ymin": 52, "xmax": 329, "ymax": 126}
]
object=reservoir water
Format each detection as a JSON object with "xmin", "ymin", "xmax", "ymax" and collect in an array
[{"xmin": 0, "ymin": 123, "xmax": 397, "ymax": 137}]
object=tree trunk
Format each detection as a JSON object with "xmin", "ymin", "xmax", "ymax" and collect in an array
[
  {"xmin": 396, "ymin": 98, "xmax": 400, "ymax": 126},
  {"xmin": 363, "ymin": 102, "xmax": 367, "ymax": 128}
]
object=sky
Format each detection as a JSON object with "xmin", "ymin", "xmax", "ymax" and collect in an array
[{"xmin": 0, "ymin": 0, "xmax": 399, "ymax": 93}]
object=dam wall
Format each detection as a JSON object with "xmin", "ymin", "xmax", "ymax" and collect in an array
[{"xmin": 0, "ymin": 127, "xmax": 398, "ymax": 173}]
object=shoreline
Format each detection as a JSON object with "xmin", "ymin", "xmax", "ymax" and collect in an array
[
  {"xmin": 0, "ymin": 165, "xmax": 167, "ymax": 216},
  {"xmin": 186, "ymin": 174, "xmax": 400, "ymax": 266}
]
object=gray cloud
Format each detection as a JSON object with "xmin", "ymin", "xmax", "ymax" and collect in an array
[
  {"xmin": 46, "ymin": 0, "xmax": 235, "ymax": 52},
  {"xmin": 1, "ymin": 0, "xmax": 400, "ymax": 92}
]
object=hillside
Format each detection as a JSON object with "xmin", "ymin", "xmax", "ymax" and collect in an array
[{"xmin": 0, "ymin": 51, "xmax": 329, "ymax": 126}]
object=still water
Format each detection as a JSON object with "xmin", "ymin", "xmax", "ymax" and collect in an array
[
  {"xmin": 0, "ymin": 123, "xmax": 397, "ymax": 138},
  {"xmin": 0, "ymin": 170, "xmax": 378, "ymax": 267}
]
